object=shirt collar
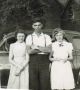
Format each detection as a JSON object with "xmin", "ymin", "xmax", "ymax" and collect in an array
[
  {"xmin": 57, "ymin": 40, "xmax": 67, "ymax": 46},
  {"xmin": 32, "ymin": 32, "xmax": 44, "ymax": 36}
]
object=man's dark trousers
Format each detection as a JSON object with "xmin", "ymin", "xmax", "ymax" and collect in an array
[{"xmin": 29, "ymin": 54, "xmax": 51, "ymax": 90}]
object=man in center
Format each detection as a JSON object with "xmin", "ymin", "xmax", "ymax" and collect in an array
[{"xmin": 26, "ymin": 19, "xmax": 52, "ymax": 90}]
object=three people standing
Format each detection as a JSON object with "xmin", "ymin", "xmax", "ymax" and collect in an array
[{"xmin": 7, "ymin": 20, "xmax": 75, "ymax": 90}]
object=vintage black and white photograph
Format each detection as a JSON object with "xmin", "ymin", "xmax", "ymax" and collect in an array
[{"xmin": 0, "ymin": 0, "xmax": 80, "ymax": 90}]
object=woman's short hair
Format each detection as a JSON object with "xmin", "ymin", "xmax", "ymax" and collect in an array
[
  {"xmin": 52, "ymin": 28, "xmax": 69, "ymax": 42},
  {"xmin": 15, "ymin": 28, "xmax": 25, "ymax": 39},
  {"xmin": 53, "ymin": 28, "xmax": 65, "ymax": 37}
]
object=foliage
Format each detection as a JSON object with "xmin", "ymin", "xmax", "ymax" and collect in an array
[
  {"xmin": 0, "ymin": 0, "xmax": 80, "ymax": 34},
  {"xmin": 0, "ymin": 0, "xmax": 46, "ymax": 28}
]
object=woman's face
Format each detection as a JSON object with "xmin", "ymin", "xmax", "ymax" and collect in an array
[
  {"xmin": 17, "ymin": 33, "xmax": 25, "ymax": 43},
  {"xmin": 32, "ymin": 22, "xmax": 43, "ymax": 33},
  {"xmin": 55, "ymin": 32, "xmax": 63, "ymax": 42}
]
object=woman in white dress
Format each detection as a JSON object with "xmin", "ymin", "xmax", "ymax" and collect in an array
[
  {"xmin": 49, "ymin": 28, "xmax": 75, "ymax": 90},
  {"xmin": 7, "ymin": 29, "xmax": 29, "ymax": 89}
]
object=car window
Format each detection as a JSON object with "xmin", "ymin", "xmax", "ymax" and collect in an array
[
  {"xmin": 0, "ymin": 37, "xmax": 16, "ymax": 52},
  {"xmin": 73, "ymin": 36, "xmax": 80, "ymax": 50}
]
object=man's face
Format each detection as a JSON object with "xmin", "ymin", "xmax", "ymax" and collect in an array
[{"xmin": 32, "ymin": 22, "xmax": 43, "ymax": 33}]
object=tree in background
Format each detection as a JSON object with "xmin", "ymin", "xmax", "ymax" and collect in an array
[
  {"xmin": 0, "ymin": 0, "xmax": 80, "ymax": 39},
  {"xmin": 0, "ymin": 0, "xmax": 45, "ymax": 29},
  {"xmin": 0, "ymin": 0, "xmax": 47, "ymax": 39}
]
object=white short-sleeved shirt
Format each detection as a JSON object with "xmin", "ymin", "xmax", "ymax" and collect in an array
[
  {"xmin": 26, "ymin": 32, "xmax": 52, "ymax": 47},
  {"xmin": 52, "ymin": 41, "xmax": 73, "ymax": 60}
]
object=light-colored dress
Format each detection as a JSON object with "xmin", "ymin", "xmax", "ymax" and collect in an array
[
  {"xmin": 51, "ymin": 41, "xmax": 75, "ymax": 89},
  {"xmin": 7, "ymin": 42, "xmax": 29, "ymax": 89}
]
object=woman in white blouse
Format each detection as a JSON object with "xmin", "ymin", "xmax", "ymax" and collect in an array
[
  {"xmin": 49, "ymin": 28, "xmax": 75, "ymax": 90},
  {"xmin": 7, "ymin": 29, "xmax": 29, "ymax": 89}
]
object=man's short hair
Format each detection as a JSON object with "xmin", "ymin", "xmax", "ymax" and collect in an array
[{"xmin": 32, "ymin": 18, "xmax": 46, "ymax": 26}]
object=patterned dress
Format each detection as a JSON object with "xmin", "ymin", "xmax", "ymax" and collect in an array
[
  {"xmin": 51, "ymin": 41, "xmax": 75, "ymax": 89},
  {"xmin": 7, "ymin": 42, "xmax": 29, "ymax": 89}
]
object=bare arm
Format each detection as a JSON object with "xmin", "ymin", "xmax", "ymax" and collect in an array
[
  {"xmin": 9, "ymin": 45, "xmax": 16, "ymax": 66},
  {"xmin": 26, "ymin": 45, "xmax": 41, "ymax": 54},
  {"xmin": 38, "ymin": 44, "xmax": 52, "ymax": 53},
  {"xmin": 67, "ymin": 43, "xmax": 73, "ymax": 61},
  {"xmin": 67, "ymin": 50, "xmax": 73, "ymax": 61},
  {"xmin": 21, "ymin": 52, "xmax": 29, "ymax": 70}
]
